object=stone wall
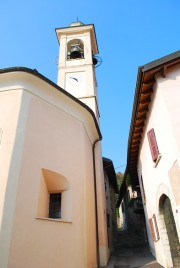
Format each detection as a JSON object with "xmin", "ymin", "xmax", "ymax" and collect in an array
[{"xmin": 123, "ymin": 192, "xmax": 148, "ymax": 244}]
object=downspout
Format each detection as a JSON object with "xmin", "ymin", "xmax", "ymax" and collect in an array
[{"xmin": 92, "ymin": 138, "xmax": 102, "ymax": 268}]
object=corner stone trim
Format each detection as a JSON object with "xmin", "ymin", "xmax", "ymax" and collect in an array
[{"xmin": 168, "ymin": 160, "xmax": 180, "ymax": 206}]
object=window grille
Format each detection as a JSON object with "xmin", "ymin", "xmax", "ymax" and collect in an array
[{"xmin": 49, "ymin": 193, "xmax": 61, "ymax": 219}]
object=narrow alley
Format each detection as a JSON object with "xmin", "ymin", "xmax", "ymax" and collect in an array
[{"xmin": 103, "ymin": 230, "xmax": 164, "ymax": 268}]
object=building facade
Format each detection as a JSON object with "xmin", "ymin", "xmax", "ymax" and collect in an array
[
  {"xmin": 103, "ymin": 157, "xmax": 119, "ymax": 252},
  {"xmin": 119, "ymin": 51, "xmax": 180, "ymax": 267}
]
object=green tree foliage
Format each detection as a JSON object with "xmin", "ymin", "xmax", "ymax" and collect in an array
[
  {"xmin": 125, "ymin": 174, "xmax": 132, "ymax": 187},
  {"xmin": 116, "ymin": 173, "xmax": 124, "ymax": 221},
  {"xmin": 116, "ymin": 172, "xmax": 124, "ymax": 190}
]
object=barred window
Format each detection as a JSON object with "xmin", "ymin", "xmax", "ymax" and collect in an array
[
  {"xmin": 37, "ymin": 169, "xmax": 71, "ymax": 222},
  {"xmin": 49, "ymin": 193, "xmax": 61, "ymax": 219}
]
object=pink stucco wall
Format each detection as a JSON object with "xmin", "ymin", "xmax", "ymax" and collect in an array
[{"xmin": 0, "ymin": 71, "xmax": 108, "ymax": 268}]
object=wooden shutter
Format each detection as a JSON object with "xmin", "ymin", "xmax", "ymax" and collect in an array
[
  {"xmin": 140, "ymin": 175, "xmax": 146, "ymax": 203},
  {"xmin": 149, "ymin": 218, "xmax": 156, "ymax": 241},
  {"xmin": 149, "ymin": 215, "xmax": 160, "ymax": 242},
  {"xmin": 147, "ymin": 128, "xmax": 159, "ymax": 162},
  {"xmin": 153, "ymin": 214, "xmax": 160, "ymax": 241}
]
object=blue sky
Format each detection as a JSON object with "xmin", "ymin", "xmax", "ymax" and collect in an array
[{"xmin": 1, "ymin": 1, "xmax": 180, "ymax": 173}]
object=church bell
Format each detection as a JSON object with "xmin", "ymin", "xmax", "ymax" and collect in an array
[{"xmin": 70, "ymin": 44, "xmax": 82, "ymax": 59}]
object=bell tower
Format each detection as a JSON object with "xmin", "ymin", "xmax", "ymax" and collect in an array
[{"xmin": 56, "ymin": 21, "xmax": 100, "ymax": 119}]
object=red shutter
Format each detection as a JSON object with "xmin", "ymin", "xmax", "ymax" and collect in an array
[
  {"xmin": 149, "ymin": 215, "xmax": 160, "ymax": 242},
  {"xmin": 147, "ymin": 128, "xmax": 159, "ymax": 162},
  {"xmin": 153, "ymin": 214, "xmax": 160, "ymax": 241},
  {"xmin": 149, "ymin": 218, "xmax": 156, "ymax": 241},
  {"xmin": 140, "ymin": 175, "xmax": 146, "ymax": 203}
]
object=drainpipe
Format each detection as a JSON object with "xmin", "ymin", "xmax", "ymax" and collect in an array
[{"xmin": 92, "ymin": 138, "xmax": 102, "ymax": 268}]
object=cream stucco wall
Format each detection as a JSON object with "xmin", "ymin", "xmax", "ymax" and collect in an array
[
  {"xmin": 137, "ymin": 65, "xmax": 180, "ymax": 267},
  {"xmin": 0, "ymin": 71, "xmax": 106, "ymax": 268},
  {"xmin": 0, "ymin": 89, "xmax": 26, "ymax": 268}
]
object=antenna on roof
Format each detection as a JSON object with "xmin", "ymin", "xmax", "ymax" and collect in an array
[{"xmin": 77, "ymin": 16, "xmax": 79, "ymax": 21}]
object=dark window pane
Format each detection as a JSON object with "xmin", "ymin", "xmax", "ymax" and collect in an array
[
  {"xmin": 106, "ymin": 213, "xmax": 110, "ymax": 228},
  {"xmin": 49, "ymin": 193, "xmax": 61, "ymax": 219}
]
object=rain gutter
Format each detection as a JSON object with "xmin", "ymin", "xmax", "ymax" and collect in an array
[{"xmin": 92, "ymin": 138, "xmax": 102, "ymax": 268}]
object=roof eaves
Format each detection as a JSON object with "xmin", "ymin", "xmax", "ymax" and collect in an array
[
  {"xmin": 103, "ymin": 157, "xmax": 119, "ymax": 193},
  {"xmin": 127, "ymin": 66, "xmax": 144, "ymax": 164}
]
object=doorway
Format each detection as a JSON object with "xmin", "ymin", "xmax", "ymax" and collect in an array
[{"xmin": 159, "ymin": 194, "xmax": 180, "ymax": 267}]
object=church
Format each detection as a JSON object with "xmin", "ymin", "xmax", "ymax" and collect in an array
[{"xmin": 0, "ymin": 22, "xmax": 117, "ymax": 268}]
